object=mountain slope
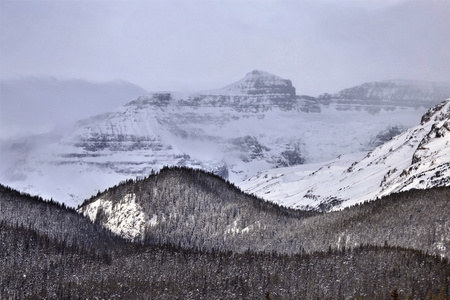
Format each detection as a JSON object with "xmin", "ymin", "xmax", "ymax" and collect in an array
[{"xmin": 240, "ymin": 99, "xmax": 450, "ymax": 210}]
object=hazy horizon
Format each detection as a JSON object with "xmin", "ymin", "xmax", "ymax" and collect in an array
[{"xmin": 1, "ymin": 0, "xmax": 449, "ymax": 96}]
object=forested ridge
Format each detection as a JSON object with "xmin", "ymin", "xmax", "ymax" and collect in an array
[
  {"xmin": 1, "ymin": 167, "xmax": 449, "ymax": 299},
  {"xmin": 0, "ymin": 184, "xmax": 120, "ymax": 252},
  {"xmin": 79, "ymin": 166, "xmax": 450, "ymax": 257}
]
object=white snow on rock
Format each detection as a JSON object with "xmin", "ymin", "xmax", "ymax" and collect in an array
[{"xmin": 79, "ymin": 193, "xmax": 147, "ymax": 240}]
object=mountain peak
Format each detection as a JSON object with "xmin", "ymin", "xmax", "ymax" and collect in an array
[
  {"xmin": 245, "ymin": 69, "xmax": 277, "ymax": 78},
  {"xmin": 420, "ymin": 98, "xmax": 450, "ymax": 124},
  {"xmin": 215, "ymin": 70, "xmax": 296, "ymax": 96}
]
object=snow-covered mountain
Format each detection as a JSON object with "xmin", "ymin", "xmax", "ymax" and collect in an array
[
  {"xmin": 1, "ymin": 71, "xmax": 448, "ymax": 206},
  {"xmin": 240, "ymin": 99, "xmax": 450, "ymax": 211}
]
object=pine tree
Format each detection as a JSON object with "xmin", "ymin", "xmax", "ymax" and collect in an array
[
  {"xmin": 436, "ymin": 286, "xmax": 447, "ymax": 300},
  {"xmin": 391, "ymin": 288, "xmax": 399, "ymax": 300}
]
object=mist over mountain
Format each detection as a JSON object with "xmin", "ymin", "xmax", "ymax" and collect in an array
[
  {"xmin": 0, "ymin": 76, "xmax": 146, "ymax": 139},
  {"xmin": 1, "ymin": 71, "xmax": 448, "ymax": 206}
]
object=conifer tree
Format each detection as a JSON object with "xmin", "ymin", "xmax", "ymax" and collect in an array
[{"xmin": 391, "ymin": 288, "xmax": 399, "ymax": 300}]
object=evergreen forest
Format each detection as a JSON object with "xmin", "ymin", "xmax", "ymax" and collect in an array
[{"xmin": 0, "ymin": 167, "xmax": 449, "ymax": 299}]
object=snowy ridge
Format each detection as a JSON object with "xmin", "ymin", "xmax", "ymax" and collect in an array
[
  {"xmin": 317, "ymin": 79, "xmax": 450, "ymax": 113},
  {"xmin": 382, "ymin": 102, "xmax": 450, "ymax": 194},
  {"xmin": 322, "ymin": 79, "xmax": 450, "ymax": 103},
  {"xmin": 240, "ymin": 99, "xmax": 450, "ymax": 211}
]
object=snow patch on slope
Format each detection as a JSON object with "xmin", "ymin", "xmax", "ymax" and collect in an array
[
  {"xmin": 225, "ymin": 220, "xmax": 261, "ymax": 235},
  {"xmin": 80, "ymin": 193, "xmax": 148, "ymax": 240}
]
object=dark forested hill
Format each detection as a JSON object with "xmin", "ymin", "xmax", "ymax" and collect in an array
[
  {"xmin": 1, "ymin": 220, "xmax": 448, "ymax": 299},
  {"xmin": 79, "ymin": 167, "xmax": 450, "ymax": 257},
  {"xmin": 78, "ymin": 166, "xmax": 319, "ymax": 253},
  {"xmin": 1, "ymin": 176, "xmax": 449, "ymax": 299}
]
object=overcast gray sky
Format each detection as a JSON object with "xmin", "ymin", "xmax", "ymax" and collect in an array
[{"xmin": 1, "ymin": 0, "xmax": 449, "ymax": 96}]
